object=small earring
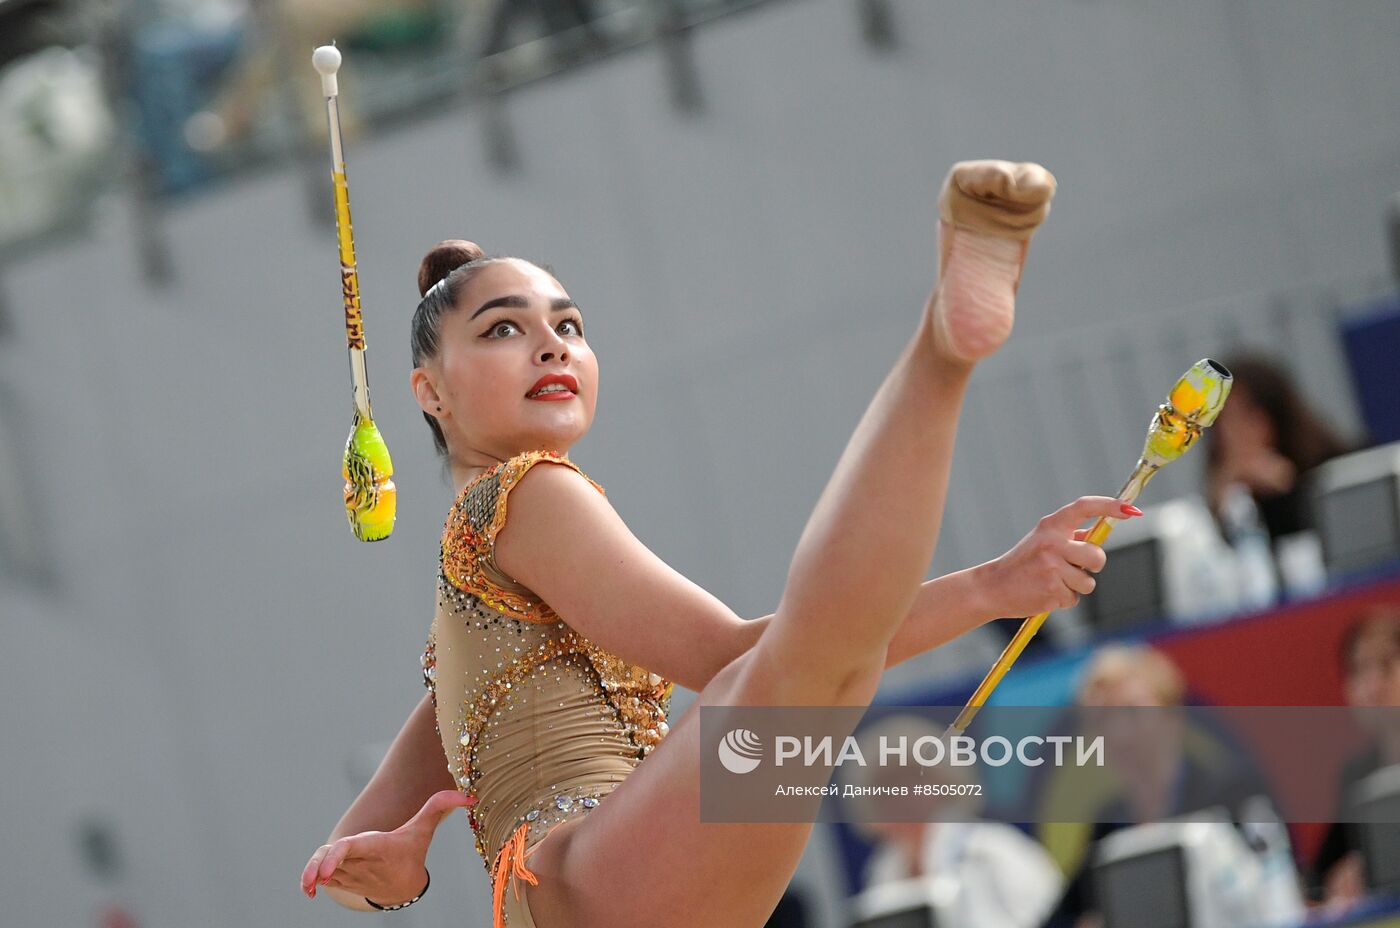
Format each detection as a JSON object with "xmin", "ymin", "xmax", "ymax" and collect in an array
[{"xmin": 435, "ymin": 405, "xmax": 442, "ymax": 412}]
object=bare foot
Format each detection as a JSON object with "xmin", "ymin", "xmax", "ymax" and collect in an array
[{"xmin": 926, "ymin": 160, "xmax": 1056, "ymax": 363}]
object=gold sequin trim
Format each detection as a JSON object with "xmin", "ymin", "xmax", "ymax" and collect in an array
[
  {"xmin": 420, "ymin": 633, "xmax": 439, "ymax": 740},
  {"xmin": 440, "ymin": 450, "xmax": 605, "ymax": 624}
]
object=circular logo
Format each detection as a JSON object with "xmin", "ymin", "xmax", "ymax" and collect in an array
[{"xmin": 717, "ymin": 728, "xmax": 764, "ymax": 774}]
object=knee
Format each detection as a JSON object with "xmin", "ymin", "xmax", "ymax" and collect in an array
[
  {"xmin": 709, "ymin": 639, "xmax": 883, "ymax": 708},
  {"xmin": 699, "ymin": 647, "xmax": 762, "ymax": 705},
  {"xmin": 829, "ymin": 656, "xmax": 885, "ymax": 706}
]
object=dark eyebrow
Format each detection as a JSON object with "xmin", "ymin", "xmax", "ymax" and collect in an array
[{"xmin": 470, "ymin": 295, "xmax": 578, "ymax": 320}]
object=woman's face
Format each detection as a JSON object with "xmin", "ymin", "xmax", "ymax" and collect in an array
[
  {"xmin": 413, "ymin": 259, "xmax": 598, "ymax": 464},
  {"xmin": 1079, "ymin": 672, "xmax": 1182, "ymax": 773}
]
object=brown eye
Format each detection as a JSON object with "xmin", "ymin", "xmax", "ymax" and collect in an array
[{"xmin": 559, "ymin": 318, "xmax": 583, "ymax": 336}]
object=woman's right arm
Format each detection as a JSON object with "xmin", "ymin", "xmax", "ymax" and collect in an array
[
  {"xmin": 490, "ymin": 462, "xmax": 763, "ymax": 692},
  {"xmin": 310, "ymin": 692, "xmax": 456, "ymax": 909},
  {"xmin": 331, "ymin": 692, "xmax": 453, "ymax": 836}
]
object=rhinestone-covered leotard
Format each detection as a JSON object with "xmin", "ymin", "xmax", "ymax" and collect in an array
[{"xmin": 420, "ymin": 450, "xmax": 673, "ymax": 927}]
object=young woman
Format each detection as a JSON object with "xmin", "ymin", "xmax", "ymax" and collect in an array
[
  {"xmin": 1204, "ymin": 353, "xmax": 1354, "ymax": 543},
  {"xmin": 299, "ymin": 160, "xmax": 1135, "ymax": 927}
]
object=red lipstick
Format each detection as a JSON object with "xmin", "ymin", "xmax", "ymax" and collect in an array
[{"xmin": 526, "ymin": 373, "xmax": 578, "ymax": 400}]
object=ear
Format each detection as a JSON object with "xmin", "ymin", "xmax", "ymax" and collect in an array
[{"xmin": 411, "ymin": 366, "xmax": 445, "ymax": 418}]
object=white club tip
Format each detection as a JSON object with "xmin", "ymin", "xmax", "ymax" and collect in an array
[
  {"xmin": 312, "ymin": 44, "xmax": 341, "ymax": 96},
  {"xmin": 312, "ymin": 45, "xmax": 341, "ymax": 76}
]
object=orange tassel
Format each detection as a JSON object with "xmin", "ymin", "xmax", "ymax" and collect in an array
[{"xmin": 491, "ymin": 821, "xmax": 539, "ymax": 928}]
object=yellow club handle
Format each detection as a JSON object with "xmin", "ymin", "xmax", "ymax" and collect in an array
[
  {"xmin": 944, "ymin": 358, "xmax": 1232, "ymax": 735},
  {"xmin": 947, "ymin": 514, "xmax": 1117, "ymax": 735}
]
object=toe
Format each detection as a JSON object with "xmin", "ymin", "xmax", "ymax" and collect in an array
[
  {"xmin": 938, "ymin": 159, "xmax": 1056, "ymax": 240},
  {"xmin": 951, "ymin": 160, "xmax": 1017, "ymax": 201},
  {"xmin": 1010, "ymin": 163, "xmax": 1056, "ymax": 204}
]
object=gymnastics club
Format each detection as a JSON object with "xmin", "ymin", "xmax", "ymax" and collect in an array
[
  {"xmin": 946, "ymin": 358, "xmax": 1233, "ymax": 735},
  {"xmin": 313, "ymin": 44, "xmax": 396, "ymax": 542}
]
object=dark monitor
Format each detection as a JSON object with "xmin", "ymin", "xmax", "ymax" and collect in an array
[
  {"xmin": 1316, "ymin": 475, "xmax": 1400, "ymax": 575},
  {"xmin": 849, "ymin": 904, "xmax": 937, "ymax": 928},
  {"xmin": 1352, "ymin": 766, "xmax": 1400, "ymax": 893},
  {"xmin": 1082, "ymin": 537, "xmax": 1165, "ymax": 633},
  {"xmin": 1094, "ymin": 845, "xmax": 1190, "ymax": 928}
]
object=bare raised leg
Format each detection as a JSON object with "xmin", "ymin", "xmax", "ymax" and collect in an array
[
  {"xmin": 524, "ymin": 161, "xmax": 1057, "ymax": 928},
  {"xmin": 755, "ymin": 159, "xmax": 1057, "ymax": 702}
]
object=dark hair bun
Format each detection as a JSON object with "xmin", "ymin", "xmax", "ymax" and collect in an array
[{"xmin": 417, "ymin": 239, "xmax": 485, "ymax": 297}]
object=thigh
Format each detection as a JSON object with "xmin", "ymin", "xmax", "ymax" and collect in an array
[{"xmin": 524, "ymin": 642, "xmax": 883, "ymax": 928}]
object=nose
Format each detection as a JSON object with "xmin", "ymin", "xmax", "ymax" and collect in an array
[{"xmin": 539, "ymin": 328, "xmax": 569, "ymax": 364}]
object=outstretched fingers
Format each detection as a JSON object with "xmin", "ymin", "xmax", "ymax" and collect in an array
[
  {"xmin": 1039, "ymin": 495, "xmax": 1141, "ymax": 535},
  {"xmin": 301, "ymin": 793, "xmax": 471, "ymax": 901},
  {"xmin": 301, "ymin": 845, "xmax": 332, "ymax": 897},
  {"xmin": 302, "ymin": 835, "xmax": 368, "ymax": 898}
]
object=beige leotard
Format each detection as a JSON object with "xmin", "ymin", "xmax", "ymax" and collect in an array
[{"xmin": 420, "ymin": 450, "xmax": 673, "ymax": 927}]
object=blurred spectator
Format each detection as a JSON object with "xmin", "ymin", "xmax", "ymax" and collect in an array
[
  {"xmin": 1205, "ymin": 353, "xmax": 1355, "ymax": 545},
  {"xmin": 849, "ymin": 713, "xmax": 1062, "ymax": 928},
  {"xmin": 129, "ymin": 13, "xmax": 245, "ymax": 194},
  {"xmin": 126, "ymin": 0, "xmax": 461, "ymax": 195},
  {"xmin": 0, "ymin": 46, "xmax": 113, "ymax": 247},
  {"xmin": 1310, "ymin": 607, "xmax": 1400, "ymax": 909},
  {"xmin": 187, "ymin": 0, "xmax": 450, "ymax": 153},
  {"xmin": 1038, "ymin": 644, "xmax": 1274, "ymax": 928},
  {"xmin": 482, "ymin": 0, "xmax": 606, "ymax": 65}
]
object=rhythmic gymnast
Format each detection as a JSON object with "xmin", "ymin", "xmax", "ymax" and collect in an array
[{"xmin": 300, "ymin": 159, "xmax": 1138, "ymax": 927}]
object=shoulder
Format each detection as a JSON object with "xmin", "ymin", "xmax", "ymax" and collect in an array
[
  {"xmin": 495, "ymin": 447, "xmax": 604, "ymax": 517},
  {"xmin": 489, "ymin": 451, "xmax": 615, "ymax": 582},
  {"xmin": 496, "ymin": 450, "xmax": 605, "ymax": 505},
  {"xmin": 487, "ymin": 450, "xmax": 607, "ymax": 546},
  {"xmin": 449, "ymin": 450, "xmax": 605, "ymax": 540},
  {"xmin": 440, "ymin": 450, "xmax": 604, "ymax": 621}
]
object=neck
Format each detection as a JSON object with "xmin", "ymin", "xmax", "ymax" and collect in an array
[
  {"xmin": 448, "ymin": 442, "xmax": 572, "ymax": 493},
  {"xmin": 450, "ymin": 458, "xmax": 496, "ymax": 493}
]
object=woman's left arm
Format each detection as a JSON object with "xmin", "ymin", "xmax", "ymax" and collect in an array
[
  {"xmin": 724, "ymin": 565, "xmax": 976, "ymax": 657},
  {"xmin": 728, "ymin": 565, "xmax": 996, "ymax": 677},
  {"xmin": 724, "ymin": 495, "xmax": 1127, "ymax": 683},
  {"xmin": 496, "ymin": 467, "xmax": 1122, "ymax": 692}
]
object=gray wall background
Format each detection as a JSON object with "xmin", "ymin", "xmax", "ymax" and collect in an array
[{"xmin": 2, "ymin": 0, "xmax": 1397, "ymax": 925}]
